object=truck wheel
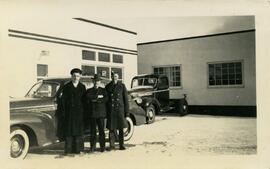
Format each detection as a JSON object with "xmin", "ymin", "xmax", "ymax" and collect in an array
[
  {"xmin": 146, "ymin": 105, "xmax": 156, "ymax": 124},
  {"xmin": 10, "ymin": 127, "xmax": 30, "ymax": 159},
  {"xmin": 176, "ymin": 99, "xmax": 188, "ymax": 116},
  {"xmin": 123, "ymin": 117, "xmax": 134, "ymax": 141}
]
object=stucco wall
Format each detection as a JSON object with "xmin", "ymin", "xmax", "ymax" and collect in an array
[
  {"xmin": 137, "ymin": 31, "xmax": 256, "ymax": 106},
  {"xmin": 5, "ymin": 18, "xmax": 137, "ymax": 97}
]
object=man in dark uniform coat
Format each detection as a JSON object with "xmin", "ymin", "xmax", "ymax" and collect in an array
[
  {"xmin": 105, "ymin": 72, "xmax": 129, "ymax": 150},
  {"xmin": 58, "ymin": 68, "xmax": 86, "ymax": 154},
  {"xmin": 85, "ymin": 74, "xmax": 108, "ymax": 152}
]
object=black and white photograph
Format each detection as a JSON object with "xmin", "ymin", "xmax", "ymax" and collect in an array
[{"xmin": 0, "ymin": 1, "xmax": 270, "ymax": 169}]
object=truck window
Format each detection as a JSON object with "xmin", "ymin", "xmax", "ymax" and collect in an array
[
  {"xmin": 131, "ymin": 77, "xmax": 157, "ymax": 89},
  {"xmin": 158, "ymin": 77, "xmax": 169, "ymax": 90}
]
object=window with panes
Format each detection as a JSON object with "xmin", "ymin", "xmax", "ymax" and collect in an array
[
  {"xmin": 208, "ymin": 61, "xmax": 243, "ymax": 86},
  {"xmin": 153, "ymin": 65, "xmax": 181, "ymax": 87}
]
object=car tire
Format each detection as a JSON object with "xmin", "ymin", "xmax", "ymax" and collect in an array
[
  {"xmin": 146, "ymin": 104, "xmax": 156, "ymax": 124},
  {"xmin": 123, "ymin": 117, "xmax": 134, "ymax": 141},
  {"xmin": 10, "ymin": 127, "xmax": 30, "ymax": 159},
  {"xmin": 176, "ymin": 99, "xmax": 188, "ymax": 116}
]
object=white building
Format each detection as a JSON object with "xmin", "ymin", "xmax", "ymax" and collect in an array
[
  {"xmin": 137, "ymin": 30, "xmax": 256, "ymax": 116},
  {"xmin": 5, "ymin": 17, "xmax": 138, "ymax": 97}
]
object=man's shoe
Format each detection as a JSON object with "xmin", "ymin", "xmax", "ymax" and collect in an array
[
  {"xmin": 119, "ymin": 146, "xmax": 126, "ymax": 150},
  {"xmin": 100, "ymin": 148, "xmax": 105, "ymax": 152}
]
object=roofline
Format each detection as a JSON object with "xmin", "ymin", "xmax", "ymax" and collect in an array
[
  {"xmin": 73, "ymin": 18, "xmax": 137, "ymax": 35},
  {"xmin": 9, "ymin": 29, "xmax": 137, "ymax": 55},
  {"xmin": 137, "ymin": 29, "xmax": 255, "ymax": 46}
]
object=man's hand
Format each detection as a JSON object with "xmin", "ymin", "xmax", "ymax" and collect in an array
[{"xmin": 97, "ymin": 95, "xmax": 104, "ymax": 98}]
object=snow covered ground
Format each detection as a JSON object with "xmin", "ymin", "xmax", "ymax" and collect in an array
[{"xmin": 19, "ymin": 114, "xmax": 257, "ymax": 169}]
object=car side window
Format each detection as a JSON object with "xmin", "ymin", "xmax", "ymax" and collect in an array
[{"xmin": 26, "ymin": 82, "xmax": 60, "ymax": 98}]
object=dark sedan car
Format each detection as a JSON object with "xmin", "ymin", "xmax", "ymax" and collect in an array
[{"xmin": 10, "ymin": 76, "xmax": 146, "ymax": 159}]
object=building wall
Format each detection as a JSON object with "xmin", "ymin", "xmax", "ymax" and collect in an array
[
  {"xmin": 5, "ymin": 18, "xmax": 137, "ymax": 97},
  {"xmin": 137, "ymin": 31, "xmax": 256, "ymax": 106}
]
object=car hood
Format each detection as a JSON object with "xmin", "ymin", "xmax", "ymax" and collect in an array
[
  {"xmin": 10, "ymin": 97, "xmax": 54, "ymax": 112},
  {"xmin": 128, "ymin": 87, "xmax": 154, "ymax": 97}
]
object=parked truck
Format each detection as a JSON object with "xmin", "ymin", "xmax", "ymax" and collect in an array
[{"xmin": 129, "ymin": 74, "xmax": 188, "ymax": 124}]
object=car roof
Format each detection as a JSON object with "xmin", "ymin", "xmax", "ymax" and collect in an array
[{"xmin": 133, "ymin": 74, "xmax": 167, "ymax": 79}]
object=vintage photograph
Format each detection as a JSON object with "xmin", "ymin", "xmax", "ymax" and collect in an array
[
  {"xmin": 6, "ymin": 15, "xmax": 257, "ymax": 161},
  {"xmin": 3, "ymin": 1, "xmax": 270, "ymax": 169}
]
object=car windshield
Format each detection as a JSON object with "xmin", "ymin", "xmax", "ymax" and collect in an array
[
  {"xmin": 131, "ymin": 77, "xmax": 157, "ymax": 89},
  {"xmin": 25, "ymin": 81, "xmax": 60, "ymax": 98}
]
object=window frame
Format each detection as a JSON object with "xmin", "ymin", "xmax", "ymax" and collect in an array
[
  {"xmin": 152, "ymin": 64, "xmax": 182, "ymax": 89},
  {"xmin": 96, "ymin": 66, "xmax": 110, "ymax": 79},
  {"xmin": 82, "ymin": 50, "xmax": 96, "ymax": 61},
  {"xmin": 112, "ymin": 54, "xmax": 123, "ymax": 64},
  {"xmin": 207, "ymin": 60, "xmax": 245, "ymax": 88},
  {"xmin": 37, "ymin": 64, "xmax": 48, "ymax": 80},
  {"xmin": 98, "ymin": 52, "xmax": 111, "ymax": 62},
  {"xmin": 81, "ymin": 64, "xmax": 124, "ymax": 82},
  {"xmin": 111, "ymin": 66, "xmax": 124, "ymax": 81},
  {"xmin": 81, "ymin": 64, "xmax": 96, "ymax": 76}
]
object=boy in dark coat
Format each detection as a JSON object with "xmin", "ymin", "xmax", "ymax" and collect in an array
[
  {"xmin": 58, "ymin": 68, "xmax": 86, "ymax": 154},
  {"xmin": 85, "ymin": 74, "xmax": 108, "ymax": 152},
  {"xmin": 105, "ymin": 72, "xmax": 129, "ymax": 150}
]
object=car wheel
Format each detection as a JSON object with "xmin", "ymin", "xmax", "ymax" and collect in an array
[
  {"xmin": 10, "ymin": 127, "xmax": 30, "ymax": 159},
  {"xmin": 177, "ymin": 99, "xmax": 188, "ymax": 116},
  {"xmin": 146, "ymin": 104, "xmax": 156, "ymax": 124},
  {"xmin": 123, "ymin": 117, "xmax": 134, "ymax": 141}
]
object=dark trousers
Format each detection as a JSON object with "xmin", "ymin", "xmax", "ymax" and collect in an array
[
  {"xmin": 109, "ymin": 129, "xmax": 124, "ymax": 148},
  {"xmin": 65, "ymin": 136, "xmax": 82, "ymax": 154},
  {"xmin": 90, "ymin": 118, "xmax": 105, "ymax": 150}
]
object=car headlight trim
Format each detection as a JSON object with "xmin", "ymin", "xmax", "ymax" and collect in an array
[{"xmin": 135, "ymin": 97, "xmax": 143, "ymax": 104}]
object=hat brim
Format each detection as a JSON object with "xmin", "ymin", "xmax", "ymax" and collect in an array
[{"xmin": 70, "ymin": 68, "xmax": 82, "ymax": 75}]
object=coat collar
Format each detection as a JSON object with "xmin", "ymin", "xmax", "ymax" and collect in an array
[{"xmin": 67, "ymin": 81, "xmax": 83, "ymax": 88}]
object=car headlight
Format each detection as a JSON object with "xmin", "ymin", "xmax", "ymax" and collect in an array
[{"xmin": 135, "ymin": 97, "xmax": 143, "ymax": 104}]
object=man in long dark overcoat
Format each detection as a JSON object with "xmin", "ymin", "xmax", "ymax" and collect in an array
[
  {"xmin": 85, "ymin": 74, "xmax": 108, "ymax": 152},
  {"xmin": 57, "ymin": 68, "xmax": 86, "ymax": 154},
  {"xmin": 105, "ymin": 72, "xmax": 129, "ymax": 150}
]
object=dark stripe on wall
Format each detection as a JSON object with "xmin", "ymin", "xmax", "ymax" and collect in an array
[
  {"xmin": 8, "ymin": 29, "xmax": 137, "ymax": 53},
  {"xmin": 9, "ymin": 34, "xmax": 137, "ymax": 55},
  {"xmin": 188, "ymin": 105, "xmax": 256, "ymax": 117},
  {"xmin": 73, "ymin": 18, "xmax": 137, "ymax": 35},
  {"xmin": 137, "ymin": 29, "xmax": 255, "ymax": 45}
]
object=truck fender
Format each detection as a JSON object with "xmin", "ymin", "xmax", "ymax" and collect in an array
[{"xmin": 142, "ymin": 97, "xmax": 161, "ymax": 113}]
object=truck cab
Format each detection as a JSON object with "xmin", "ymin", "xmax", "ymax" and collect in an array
[{"xmin": 129, "ymin": 74, "xmax": 188, "ymax": 124}]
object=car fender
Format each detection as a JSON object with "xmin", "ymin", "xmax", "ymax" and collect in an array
[
  {"xmin": 10, "ymin": 112, "xmax": 57, "ymax": 147},
  {"xmin": 142, "ymin": 97, "xmax": 161, "ymax": 112},
  {"xmin": 128, "ymin": 99, "xmax": 146, "ymax": 125}
]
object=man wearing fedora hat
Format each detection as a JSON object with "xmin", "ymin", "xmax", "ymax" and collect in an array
[
  {"xmin": 85, "ymin": 74, "xmax": 108, "ymax": 152},
  {"xmin": 57, "ymin": 68, "xmax": 86, "ymax": 154}
]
